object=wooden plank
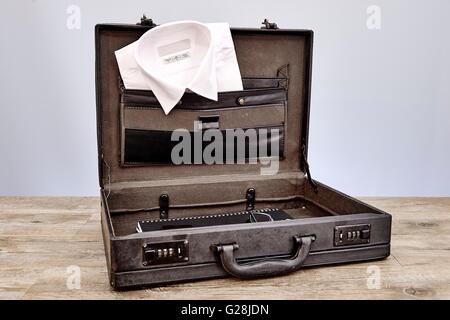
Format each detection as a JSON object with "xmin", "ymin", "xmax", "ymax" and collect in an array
[{"xmin": 0, "ymin": 196, "xmax": 449, "ymax": 299}]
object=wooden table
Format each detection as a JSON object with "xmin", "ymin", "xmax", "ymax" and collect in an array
[{"xmin": 0, "ymin": 197, "xmax": 449, "ymax": 299}]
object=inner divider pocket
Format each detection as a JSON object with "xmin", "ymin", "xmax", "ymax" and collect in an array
[
  {"xmin": 123, "ymin": 103, "xmax": 285, "ymax": 132},
  {"xmin": 123, "ymin": 125, "xmax": 285, "ymax": 165},
  {"xmin": 121, "ymin": 87, "xmax": 287, "ymax": 110},
  {"xmin": 119, "ymin": 79, "xmax": 288, "ymax": 166}
]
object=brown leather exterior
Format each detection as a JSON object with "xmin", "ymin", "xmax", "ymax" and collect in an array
[{"xmin": 95, "ymin": 22, "xmax": 391, "ymax": 289}]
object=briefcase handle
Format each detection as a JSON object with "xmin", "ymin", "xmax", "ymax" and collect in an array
[{"xmin": 214, "ymin": 235, "xmax": 313, "ymax": 279}]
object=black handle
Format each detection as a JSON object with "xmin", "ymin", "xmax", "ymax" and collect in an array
[{"xmin": 214, "ymin": 236, "xmax": 313, "ymax": 279}]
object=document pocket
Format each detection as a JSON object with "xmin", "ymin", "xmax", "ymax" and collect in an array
[
  {"xmin": 123, "ymin": 125, "xmax": 285, "ymax": 164},
  {"xmin": 119, "ymin": 78, "xmax": 288, "ymax": 166}
]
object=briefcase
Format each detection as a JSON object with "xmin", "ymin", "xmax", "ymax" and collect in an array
[{"xmin": 95, "ymin": 17, "xmax": 392, "ymax": 289}]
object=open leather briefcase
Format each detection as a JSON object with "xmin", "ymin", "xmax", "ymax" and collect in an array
[{"xmin": 95, "ymin": 18, "xmax": 392, "ymax": 289}]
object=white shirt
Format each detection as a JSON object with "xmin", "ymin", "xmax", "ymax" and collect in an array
[{"xmin": 115, "ymin": 21, "xmax": 243, "ymax": 114}]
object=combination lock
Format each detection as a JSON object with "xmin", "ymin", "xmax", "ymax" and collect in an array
[
  {"xmin": 334, "ymin": 224, "xmax": 371, "ymax": 246},
  {"xmin": 142, "ymin": 240, "xmax": 189, "ymax": 266}
]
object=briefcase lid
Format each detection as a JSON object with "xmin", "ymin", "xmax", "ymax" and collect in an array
[{"xmin": 95, "ymin": 18, "xmax": 313, "ymax": 189}]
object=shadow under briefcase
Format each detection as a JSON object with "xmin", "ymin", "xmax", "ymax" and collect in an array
[{"xmin": 95, "ymin": 17, "xmax": 392, "ymax": 289}]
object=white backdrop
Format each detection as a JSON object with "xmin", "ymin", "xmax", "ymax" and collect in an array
[{"xmin": 1, "ymin": 0, "xmax": 449, "ymax": 196}]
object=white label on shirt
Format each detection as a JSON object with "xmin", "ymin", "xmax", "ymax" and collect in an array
[{"xmin": 163, "ymin": 51, "xmax": 191, "ymax": 64}]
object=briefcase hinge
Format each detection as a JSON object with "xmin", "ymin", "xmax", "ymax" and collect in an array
[
  {"xmin": 261, "ymin": 19, "xmax": 279, "ymax": 30},
  {"xmin": 301, "ymin": 144, "xmax": 318, "ymax": 194},
  {"xmin": 137, "ymin": 14, "xmax": 157, "ymax": 27}
]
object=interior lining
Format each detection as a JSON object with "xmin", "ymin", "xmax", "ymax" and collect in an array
[
  {"xmin": 97, "ymin": 27, "xmax": 309, "ymax": 184},
  {"xmin": 111, "ymin": 199, "xmax": 332, "ymax": 236},
  {"xmin": 104, "ymin": 173, "xmax": 383, "ymax": 237},
  {"xmin": 106, "ymin": 172, "xmax": 304, "ymax": 211}
]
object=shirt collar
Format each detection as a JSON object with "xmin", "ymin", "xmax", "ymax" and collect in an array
[
  {"xmin": 115, "ymin": 21, "xmax": 243, "ymax": 115},
  {"xmin": 134, "ymin": 21, "xmax": 217, "ymax": 115}
]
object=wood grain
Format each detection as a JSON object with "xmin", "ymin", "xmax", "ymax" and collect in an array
[{"xmin": 0, "ymin": 196, "xmax": 449, "ymax": 299}]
